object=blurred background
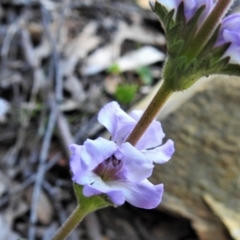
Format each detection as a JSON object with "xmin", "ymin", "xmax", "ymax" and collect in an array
[{"xmin": 0, "ymin": 0, "xmax": 240, "ymax": 240}]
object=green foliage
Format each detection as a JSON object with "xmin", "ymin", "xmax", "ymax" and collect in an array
[
  {"xmin": 219, "ymin": 63, "xmax": 240, "ymax": 76},
  {"xmin": 152, "ymin": 1, "xmax": 240, "ymax": 91},
  {"xmin": 136, "ymin": 66, "xmax": 153, "ymax": 85},
  {"xmin": 107, "ymin": 63, "xmax": 121, "ymax": 74},
  {"xmin": 115, "ymin": 83, "xmax": 138, "ymax": 104}
]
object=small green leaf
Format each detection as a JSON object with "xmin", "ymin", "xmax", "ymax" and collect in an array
[
  {"xmin": 176, "ymin": 2, "xmax": 186, "ymax": 25},
  {"xmin": 210, "ymin": 43, "xmax": 231, "ymax": 64},
  {"xmin": 107, "ymin": 63, "xmax": 121, "ymax": 74},
  {"xmin": 219, "ymin": 63, "xmax": 240, "ymax": 76},
  {"xmin": 115, "ymin": 84, "xmax": 138, "ymax": 104},
  {"xmin": 164, "ymin": 9, "xmax": 175, "ymax": 31}
]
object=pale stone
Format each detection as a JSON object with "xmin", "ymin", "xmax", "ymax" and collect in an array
[{"xmin": 151, "ymin": 75, "xmax": 240, "ymax": 240}]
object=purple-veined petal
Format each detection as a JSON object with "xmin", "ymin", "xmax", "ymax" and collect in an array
[
  {"xmin": 142, "ymin": 139, "xmax": 175, "ymax": 164},
  {"xmin": 116, "ymin": 142, "xmax": 153, "ymax": 182},
  {"xmin": 110, "ymin": 179, "xmax": 164, "ymax": 209},
  {"xmin": 80, "ymin": 137, "xmax": 117, "ymax": 170}
]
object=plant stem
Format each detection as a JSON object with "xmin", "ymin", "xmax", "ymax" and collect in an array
[
  {"xmin": 51, "ymin": 205, "xmax": 86, "ymax": 240},
  {"xmin": 126, "ymin": 81, "xmax": 173, "ymax": 146}
]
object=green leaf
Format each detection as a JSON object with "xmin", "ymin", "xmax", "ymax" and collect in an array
[
  {"xmin": 153, "ymin": 1, "xmax": 175, "ymax": 31},
  {"xmin": 186, "ymin": 5, "xmax": 205, "ymax": 31},
  {"xmin": 199, "ymin": 25, "xmax": 221, "ymax": 57},
  {"xmin": 210, "ymin": 43, "xmax": 231, "ymax": 64},
  {"xmin": 219, "ymin": 63, "xmax": 240, "ymax": 77},
  {"xmin": 107, "ymin": 63, "xmax": 121, "ymax": 74},
  {"xmin": 180, "ymin": 5, "xmax": 205, "ymax": 53},
  {"xmin": 176, "ymin": 2, "xmax": 186, "ymax": 25},
  {"xmin": 115, "ymin": 83, "xmax": 138, "ymax": 104},
  {"xmin": 164, "ymin": 9, "xmax": 175, "ymax": 32}
]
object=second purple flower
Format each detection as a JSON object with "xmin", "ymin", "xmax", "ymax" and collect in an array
[{"xmin": 216, "ymin": 13, "xmax": 240, "ymax": 64}]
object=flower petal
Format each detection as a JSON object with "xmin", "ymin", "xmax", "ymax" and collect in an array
[
  {"xmin": 110, "ymin": 180, "xmax": 164, "ymax": 209},
  {"xmin": 116, "ymin": 142, "xmax": 153, "ymax": 182},
  {"xmin": 129, "ymin": 110, "xmax": 143, "ymax": 120},
  {"xmin": 107, "ymin": 190, "xmax": 125, "ymax": 205},
  {"xmin": 221, "ymin": 14, "xmax": 240, "ymax": 31},
  {"xmin": 136, "ymin": 121, "xmax": 165, "ymax": 150},
  {"xmin": 74, "ymin": 169, "xmax": 98, "ymax": 185},
  {"xmin": 142, "ymin": 139, "xmax": 175, "ymax": 164},
  {"xmin": 114, "ymin": 123, "xmax": 135, "ymax": 145},
  {"xmin": 98, "ymin": 101, "xmax": 134, "ymax": 139},
  {"xmin": 83, "ymin": 181, "xmax": 125, "ymax": 205},
  {"xmin": 185, "ymin": 0, "xmax": 213, "ymax": 22},
  {"xmin": 157, "ymin": 0, "xmax": 214, "ymax": 23},
  {"xmin": 223, "ymin": 30, "xmax": 240, "ymax": 44},
  {"xmin": 216, "ymin": 14, "xmax": 240, "ymax": 64},
  {"xmin": 81, "ymin": 137, "xmax": 117, "ymax": 170},
  {"xmin": 223, "ymin": 45, "xmax": 240, "ymax": 64},
  {"xmin": 97, "ymin": 101, "xmax": 119, "ymax": 136},
  {"xmin": 70, "ymin": 144, "xmax": 86, "ymax": 176},
  {"xmin": 129, "ymin": 110, "xmax": 166, "ymax": 149}
]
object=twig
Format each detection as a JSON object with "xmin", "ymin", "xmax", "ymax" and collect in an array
[
  {"xmin": 28, "ymin": 99, "xmax": 59, "ymax": 240},
  {"xmin": 73, "ymin": 114, "xmax": 98, "ymax": 143},
  {"xmin": 42, "ymin": 180, "xmax": 68, "ymax": 224},
  {"xmin": 1, "ymin": 19, "xmax": 20, "ymax": 59},
  {"xmin": 85, "ymin": 213, "xmax": 103, "ymax": 240},
  {"xmin": 135, "ymin": 219, "xmax": 150, "ymax": 240},
  {"xmin": 28, "ymin": 2, "xmax": 69, "ymax": 238},
  {"xmin": 41, "ymin": 1, "xmax": 68, "ymax": 103},
  {"xmin": 0, "ymin": 152, "xmax": 62, "ymax": 207},
  {"xmin": 57, "ymin": 112, "xmax": 74, "ymax": 158}
]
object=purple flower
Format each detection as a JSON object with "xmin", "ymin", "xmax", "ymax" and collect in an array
[
  {"xmin": 70, "ymin": 102, "xmax": 174, "ymax": 209},
  {"xmin": 156, "ymin": 0, "xmax": 214, "ymax": 22},
  {"xmin": 215, "ymin": 14, "xmax": 240, "ymax": 64}
]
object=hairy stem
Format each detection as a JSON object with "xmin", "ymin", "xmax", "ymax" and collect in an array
[{"xmin": 126, "ymin": 81, "xmax": 172, "ymax": 146}]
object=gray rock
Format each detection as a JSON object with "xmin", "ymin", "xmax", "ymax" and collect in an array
[{"xmin": 152, "ymin": 76, "xmax": 240, "ymax": 240}]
